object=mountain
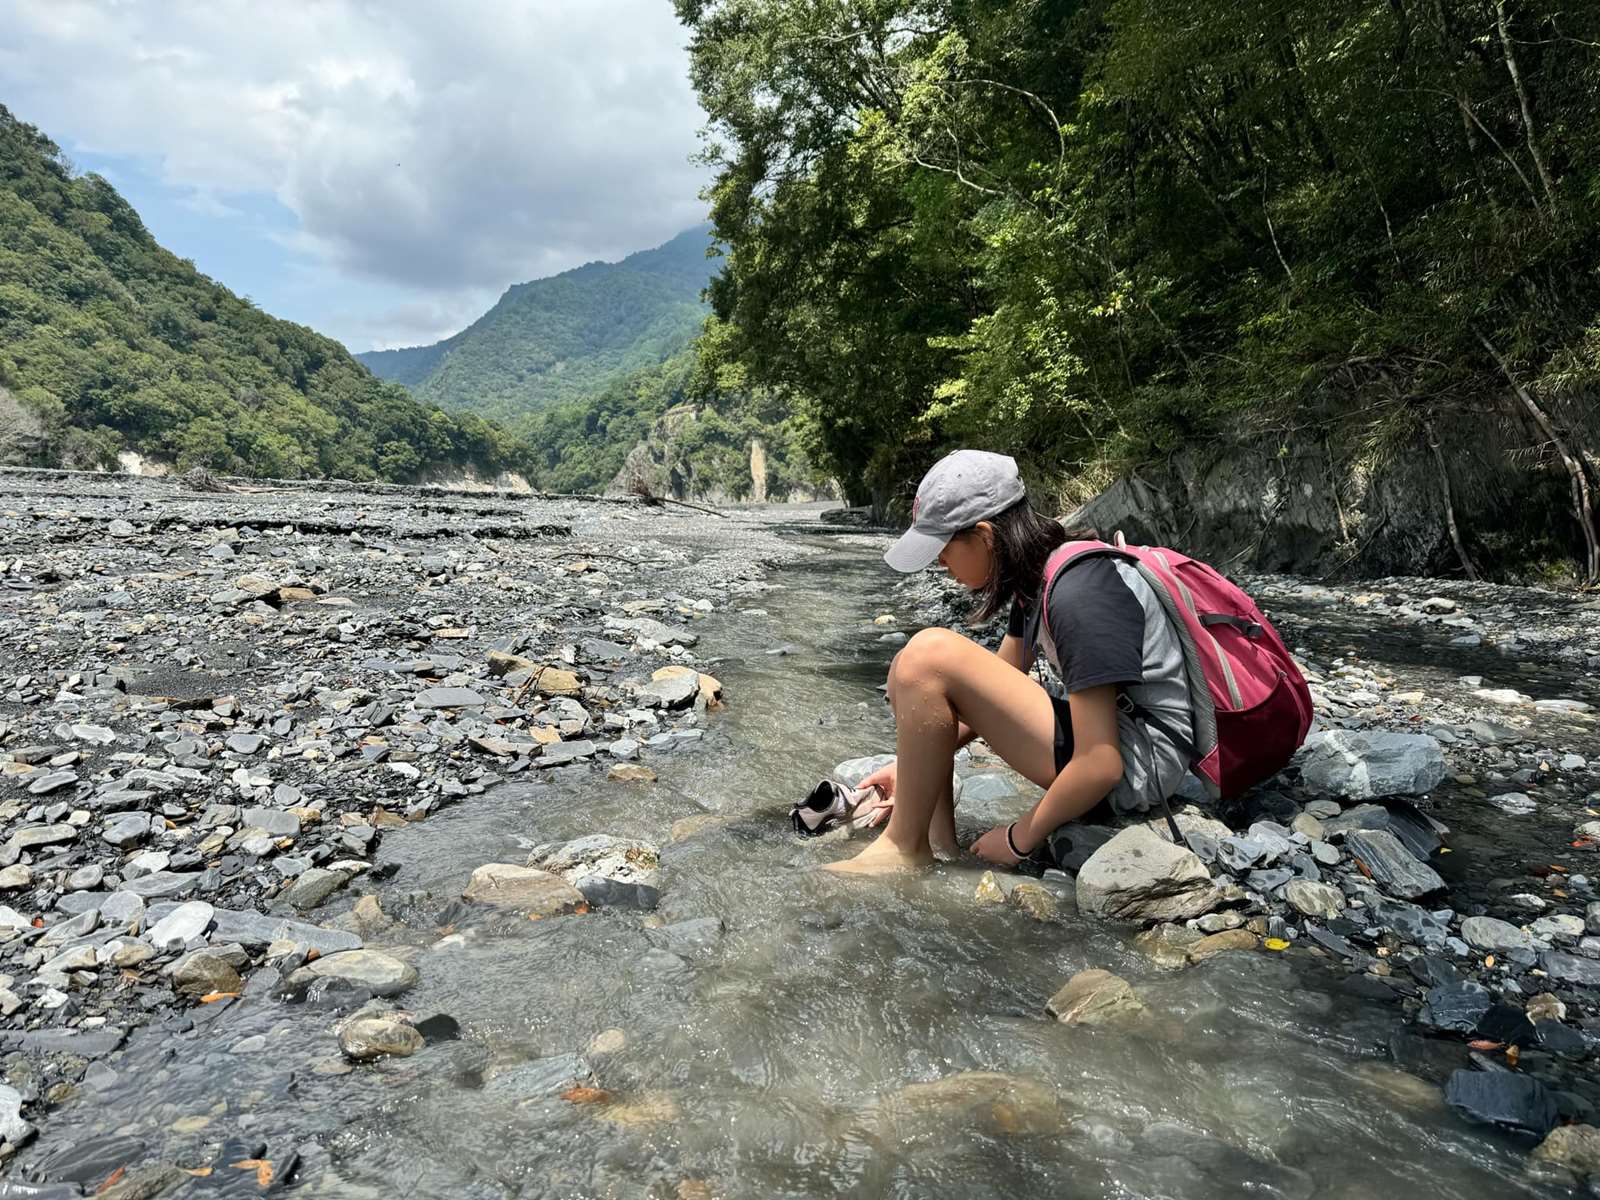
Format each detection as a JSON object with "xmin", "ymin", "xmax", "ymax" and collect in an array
[
  {"xmin": 358, "ymin": 226, "xmax": 717, "ymax": 425},
  {"xmin": 0, "ymin": 104, "xmax": 527, "ymax": 482}
]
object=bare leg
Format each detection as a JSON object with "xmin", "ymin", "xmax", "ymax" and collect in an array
[
  {"xmin": 825, "ymin": 628, "xmax": 1057, "ymax": 875},
  {"xmin": 929, "ymin": 771, "xmax": 956, "ymax": 860}
]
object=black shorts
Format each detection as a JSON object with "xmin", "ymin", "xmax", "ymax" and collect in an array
[
  {"xmin": 1050, "ymin": 694, "xmax": 1116, "ymax": 827},
  {"xmin": 1051, "ymin": 694, "xmax": 1074, "ymax": 774}
]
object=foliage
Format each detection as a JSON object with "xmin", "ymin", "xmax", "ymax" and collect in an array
[
  {"xmin": 0, "ymin": 105, "xmax": 529, "ymax": 482},
  {"xmin": 518, "ymin": 343, "xmax": 830, "ymax": 500},
  {"xmin": 674, "ymin": 0, "xmax": 1600, "ymax": 529},
  {"xmin": 359, "ymin": 227, "xmax": 718, "ymax": 423}
]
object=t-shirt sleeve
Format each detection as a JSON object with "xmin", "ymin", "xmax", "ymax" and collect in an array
[
  {"xmin": 1045, "ymin": 557, "xmax": 1146, "ymax": 693},
  {"xmin": 1005, "ymin": 598, "xmax": 1026, "ymax": 638}
]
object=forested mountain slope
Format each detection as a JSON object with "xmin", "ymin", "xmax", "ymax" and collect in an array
[
  {"xmin": 0, "ymin": 105, "xmax": 526, "ymax": 482},
  {"xmin": 677, "ymin": 0, "xmax": 1600, "ymax": 579},
  {"xmin": 358, "ymin": 226, "xmax": 717, "ymax": 424}
]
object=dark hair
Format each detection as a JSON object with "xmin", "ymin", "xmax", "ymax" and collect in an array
[{"xmin": 966, "ymin": 499, "xmax": 1095, "ymax": 625}]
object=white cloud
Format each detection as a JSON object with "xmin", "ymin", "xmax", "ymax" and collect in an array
[{"xmin": 0, "ymin": 0, "xmax": 710, "ymax": 342}]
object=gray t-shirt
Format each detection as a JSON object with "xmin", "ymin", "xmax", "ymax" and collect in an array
[{"xmin": 1009, "ymin": 556, "xmax": 1194, "ymax": 817}]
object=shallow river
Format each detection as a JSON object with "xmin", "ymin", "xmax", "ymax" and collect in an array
[{"xmin": 27, "ymin": 528, "xmax": 1589, "ymax": 1199}]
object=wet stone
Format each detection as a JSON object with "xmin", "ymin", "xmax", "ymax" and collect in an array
[
  {"xmin": 1419, "ymin": 981, "xmax": 1492, "ymax": 1034},
  {"xmin": 484, "ymin": 1053, "xmax": 592, "ymax": 1099},
  {"xmin": 339, "ymin": 1014, "xmax": 424, "ymax": 1062},
  {"xmin": 1444, "ymin": 1069, "xmax": 1559, "ymax": 1139},
  {"xmin": 285, "ymin": 948, "xmax": 418, "ymax": 998},
  {"xmin": 146, "ymin": 900, "xmax": 214, "ymax": 951},
  {"xmin": 1540, "ymin": 951, "xmax": 1600, "ymax": 986},
  {"xmin": 1460, "ymin": 915, "xmax": 1538, "ymax": 953},
  {"xmin": 1344, "ymin": 829, "xmax": 1444, "ymax": 900}
]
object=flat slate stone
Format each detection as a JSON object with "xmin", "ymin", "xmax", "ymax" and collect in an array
[
  {"xmin": 413, "ymin": 687, "xmax": 486, "ymax": 709},
  {"xmin": 538, "ymin": 739, "xmax": 597, "ymax": 767},
  {"xmin": 26, "ymin": 772, "xmax": 78, "ymax": 796},
  {"xmin": 1, "ymin": 1026, "xmax": 126, "ymax": 1059},
  {"xmin": 484, "ymin": 1053, "xmax": 592, "ymax": 1099},
  {"xmin": 1419, "ymin": 981, "xmax": 1492, "ymax": 1034},
  {"xmin": 1344, "ymin": 829, "xmax": 1444, "ymax": 900},
  {"xmin": 1540, "ymin": 951, "xmax": 1600, "ymax": 986},
  {"xmin": 1444, "ymin": 1069, "xmax": 1559, "ymax": 1139},
  {"xmin": 206, "ymin": 907, "xmax": 363, "ymax": 954},
  {"xmin": 118, "ymin": 871, "xmax": 201, "ymax": 899},
  {"xmin": 240, "ymin": 806, "xmax": 300, "ymax": 836}
]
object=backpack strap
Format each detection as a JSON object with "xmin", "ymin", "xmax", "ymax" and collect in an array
[{"xmin": 1043, "ymin": 541, "xmax": 1187, "ymax": 845}]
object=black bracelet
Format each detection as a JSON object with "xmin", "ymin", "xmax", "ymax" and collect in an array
[{"xmin": 1005, "ymin": 821, "xmax": 1028, "ymax": 860}]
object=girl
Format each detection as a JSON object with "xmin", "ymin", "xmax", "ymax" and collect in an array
[{"xmin": 824, "ymin": 449, "xmax": 1194, "ymax": 875}]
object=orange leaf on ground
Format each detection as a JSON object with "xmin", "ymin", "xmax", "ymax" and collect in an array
[
  {"xmin": 180, "ymin": 1167, "xmax": 213, "ymax": 1177},
  {"xmin": 1506, "ymin": 1045, "xmax": 1521, "ymax": 1067},
  {"xmin": 199, "ymin": 991, "xmax": 240, "ymax": 1003},
  {"xmin": 562, "ymin": 1086, "xmax": 613, "ymax": 1105},
  {"xmin": 305, "ymin": 948, "xmax": 321, "ymax": 962},
  {"xmin": 95, "ymin": 1166, "xmax": 126, "ymax": 1194},
  {"xmin": 1468, "ymin": 1039, "xmax": 1503, "ymax": 1050},
  {"xmin": 230, "ymin": 1159, "xmax": 274, "ymax": 1187}
]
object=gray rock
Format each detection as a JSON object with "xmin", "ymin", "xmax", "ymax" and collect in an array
[
  {"xmin": 1459, "ymin": 915, "xmax": 1538, "ymax": 952},
  {"xmin": 108, "ymin": 518, "xmax": 135, "ymax": 538},
  {"xmin": 413, "ymin": 686, "xmax": 487, "ymax": 709},
  {"xmin": 1488, "ymin": 792, "xmax": 1536, "ymax": 815},
  {"xmin": 637, "ymin": 673, "xmax": 699, "ymax": 709},
  {"xmin": 1587, "ymin": 901, "xmax": 1600, "ymax": 936},
  {"xmin": 66, "ymin": 865, "xmax": 103, "ymax": 891},
  {"xmin": 10, "ymin": 823, "xmax": 77, "ymax": 848},
  {"xmin": 240, "ymin": 807, "xmax": 301, "ymax": 836},
  {"xmin": 1540, "ymin": 951, "xmax": 1600, "ymax": 986},
  {"xmin": 146, "ymin": 901, "xmax": 215, "ymax": 951},
  {"xmin": 206, "ymin": 907, "xmax": 362, "ymax": 954},
  {"xmin": 0, "ymin": 865, "xmax": 31, "ymax": 890},
  {"xmin": 604, "ymin": 616, "xmax": 698, "ymax": 647},
  {"xmin": 1420, "ymin": 980, "xmax": 1492, "ymax": 1033},
  {"xmin": 538, "ymin": 739, "xmax": 597, "ymax": 766},
  {"xmin": 226, "ymin": 733, "xmax": 266, "ymax": 754},
  {"xmin": 119, "ymin": 871, "xmax": 200, "ymax": 899},
  {"xmin": 1445, "ymin": 1069, "xmax": 1559, "ymax": 1139},
  {"xmin": 1295, "ymin": 730, "xmax": 1446, "ymax": 798},
  {"xmin": 1284, "ymin": 879, "xmax": 1344, "ymax": 919},
  {"xmin": 285, "ymin": 949, "xmax": 417, "ymax": 998},
  {"xmin": 69, "ymin": 724, "xmax": 116, "ymax": 745},
  {"xmin": 484, "ymin": 1053, "xmax": 592, "ymax": 1099},
  {"xmin": 1344, "ymin": 829, "xmax": 1444, "ymax": 900},
  {"xmin": 0, "ymin": 1081, "xmax": 32, "ymax": 1146},
  {"xmin": 26, "ymin": 772, "xmax": 78, "ymax": 796},
  {"xmin": 1076, "ymin": 824, "xmax": 1220, "ymax": 924},
  {"xmin": 284, "ymin": 867, "xmax": 348, "ymax": 911},
  {"xmin": 101, "ymin": 812, "xmax": 151, "ymax": 848}
]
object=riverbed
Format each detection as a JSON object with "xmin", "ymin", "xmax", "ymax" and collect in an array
[{"xmin": 2, "ymin": 481, "xmax": 1597, "ymax": 1197}]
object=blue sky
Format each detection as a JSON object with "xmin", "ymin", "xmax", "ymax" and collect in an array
[{"xmin": 0, "ymin": 1, "xmax": 711, "ymax": 352}]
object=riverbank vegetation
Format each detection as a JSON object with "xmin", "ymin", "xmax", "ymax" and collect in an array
[{"xmin": 674, "ymin": 0, "xmax": 1600, "ymax": 578}]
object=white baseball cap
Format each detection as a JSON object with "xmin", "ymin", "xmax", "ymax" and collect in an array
[{"xmin": 884, "ymin": 449, "xmax": 1026, "ymax": 572}]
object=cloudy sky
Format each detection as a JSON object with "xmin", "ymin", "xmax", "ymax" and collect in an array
[{"xmin": 0, "ymin": 1, "xmax": 712, "ymax": 351}]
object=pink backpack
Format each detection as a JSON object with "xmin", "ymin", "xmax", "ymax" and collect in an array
[{"xmin": 1041, "ymin": 535, "xmax": 1313, "ymax": 809}]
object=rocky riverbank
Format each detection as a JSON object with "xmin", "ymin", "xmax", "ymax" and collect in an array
[
  {"xmin": 887, "ymin": 564, "xmax": 1600, "ymax": 1184},
  {"xmin": 0, "ymin": 469, "xmax": 808, "ymax": 1193}
]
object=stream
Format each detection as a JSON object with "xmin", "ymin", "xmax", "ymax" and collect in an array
[{"xmin": 17, "ymin": 524, "xmax": 1593, "ymax": 1199}]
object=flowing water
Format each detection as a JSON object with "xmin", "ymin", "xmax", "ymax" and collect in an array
[{"xmin": 24, "ymin": 528, "xmax": 1587, "ymax": 1199}]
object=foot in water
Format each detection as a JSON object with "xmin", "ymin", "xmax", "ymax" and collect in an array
[{"xmin": 821, "ymin": 833, "xmax": 935, "ymax": 875}]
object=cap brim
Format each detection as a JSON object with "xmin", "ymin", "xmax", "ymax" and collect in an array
[{"xmin": 884, "ymin": 526, "xmax": 948, "ymax": 572}]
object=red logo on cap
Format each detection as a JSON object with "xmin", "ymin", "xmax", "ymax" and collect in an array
[{"xmin": 912, "ymin": 497, "xmax": 921, "ymax": 521}]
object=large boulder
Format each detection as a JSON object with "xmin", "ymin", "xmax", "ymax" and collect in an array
[
  {"xmin": 1076, "ymin": 824, "xmax": 1220, "ymax": 924},
  {"xmin": 285, "ymin": 948, "xmax": 418, "ymax": 999},
  {"xmin": 1295, "ymin": 730, "xmax": 1446, "ymax": 798}
]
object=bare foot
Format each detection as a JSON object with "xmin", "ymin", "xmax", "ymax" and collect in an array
[
  {"xmin": 929, "ymin": 833, "xmax": 959, "ymax": 862},
  {"xmin": 821, "ymin": 834, "xmax": 934, "ymax": 875}
]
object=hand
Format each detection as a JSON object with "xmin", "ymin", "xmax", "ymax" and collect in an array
[
  {"xmin": 973, "ymin": 824, "xmax": 1022, "ymax": 866},
  {"xmin": 850, "ymin": 760, "xmax": 896, "ymax": 829}
]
